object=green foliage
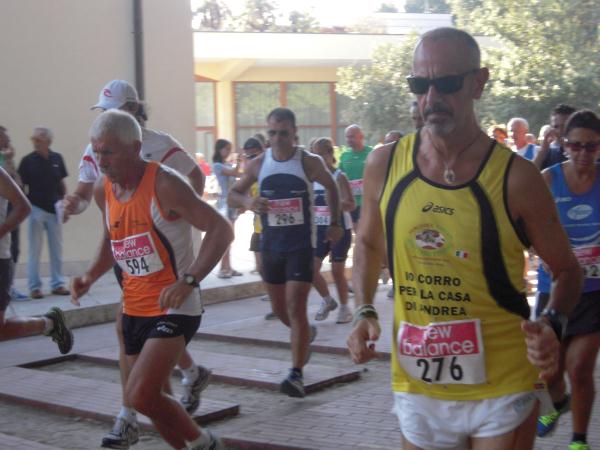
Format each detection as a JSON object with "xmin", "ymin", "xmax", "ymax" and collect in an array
[
  {"xmin": 238, "ymin": 0, "xmax": 278, "ymax": 32},
  {"xmin": 377, "ymin": 3, "xmax": 400, "ymax": 12},
  {"xmin": 336, "ymin": 34, "xmax": 420, "ymax": 143},
  {"xmin": 448, "ymin": 0, "xmax": 600, "ymax": 131},
  {"xmin": 405, "ymin": 0, "xmax": 451, "ymax": 13},
  {"xmin": 287, "ymin": 10, "xmax": 320, "ymax": 32},
  {"xmin": 192, "ymin": 0, "xmax": 231, "ymax": 30}
]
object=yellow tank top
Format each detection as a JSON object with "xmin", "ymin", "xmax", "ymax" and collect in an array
[{"xmin": 381, "ymin": 133, "xmax": 543, "ymax": 400}]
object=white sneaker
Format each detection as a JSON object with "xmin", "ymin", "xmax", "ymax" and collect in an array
[
  {"xmin": 336, "ymin": 305, "xmax": 353, "ymax": 324},
  {"xmin": 101, "ymin": 416, "xmax": 139, "ymax": 449},
  {"xmin": 314, "ymin": 297, "xmax": 338, "ymax": 321}
]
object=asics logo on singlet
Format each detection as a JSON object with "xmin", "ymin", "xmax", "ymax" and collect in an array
[{"xmin": 422, "ymin": 202, "xmax": 454, "ymax": 215}]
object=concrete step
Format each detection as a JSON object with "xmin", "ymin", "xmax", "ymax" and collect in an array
[
  {"xmin": 0, "ymin": 366, "xmax": 239, "ymax": 431},
  {"xmin": 80, "ymin": 346, "xmax": 361, "ymax": 394}
]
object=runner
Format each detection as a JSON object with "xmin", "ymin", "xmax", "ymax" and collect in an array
[
  {"xmin": 63, "ymin": 80, "xmax": 209, "ymax": 449},
  {"xmin": 535, "ymin": 110, "xmax": 600, "ymax": 450},
  {"xmin": 0, "ymin": 167, "xmax": 72, "ymax": 353},
  {"xmin": 347, "ymin": 27, "xmax": 582, "ymax": 449},
  {"xmin": 228, "ymin": 107, "xmax": 343, "ymax": 397},
  {"xmin": 71, "ymin": 110, "xmax": 230, "ymax": 450},
  {"xmin": 310, "ymin": 137, "xmax": 355, "ymax": 324}
]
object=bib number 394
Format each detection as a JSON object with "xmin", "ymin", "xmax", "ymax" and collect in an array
[
  {"xmin": 267, "ymin": 198, "xmax": 304, "ymax": 227},
  {"xmin": 397, "ymin": 319, "xmax": 486, "ymax": 384},
  {"xmin": 111, "ymin": 232, "xmax": 164, "ymax": 277}
]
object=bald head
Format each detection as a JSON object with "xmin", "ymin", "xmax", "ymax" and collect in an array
[{"xmin": 345, "ymin": 124, "xmax": 365, "ymax": 151}]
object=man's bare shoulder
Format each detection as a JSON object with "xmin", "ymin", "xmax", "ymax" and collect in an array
[{"xmin": 366, "ymin": 142, "xmax": 395, "ymax": 172}]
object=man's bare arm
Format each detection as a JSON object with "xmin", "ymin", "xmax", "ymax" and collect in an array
[
  {"xmin": 63, "ymin": 181, "xmax": 94, "ymax": 222},
  {"xmin": 187, "ymin": 165, "xmax": 206, "ymax": 197},
  {"xmin": 228, "ymin": 156, "xmax": 266, "ymax": 212},
  {"xmin": 509, "ymin": 158, "xmax": 582, "ymax": 315},
  {"xmin": 0, "ymin": 168, "xmax": 30, "ymax": 239}
]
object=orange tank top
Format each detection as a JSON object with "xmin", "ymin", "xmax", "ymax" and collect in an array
[{"xmin": 105, "ymin": 162, "xmax": 178, "ymax": 316}]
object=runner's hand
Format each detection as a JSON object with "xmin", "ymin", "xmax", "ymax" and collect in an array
[
  {"xmin": 159, "ymin": 280, "xmax": 194, "ymax": 310},
  {"xmin": 62, "ymin": 194, "xmax": 80, "ymax": 223},
  {"xmin": 249, "ymin": 197, "xmax": 269, "ymax": 214},
  {"xmin": 325, "ymin": 224, "xmax": 344, "ymax": 244},
  {"xmin": 347, "ymin": 317, "xmax": 381, "ymax": 364},
  {"xmin": 70, "ymin": 274, "xmax": 92, "ymax": 306},
  {"xmin": 521, "ymin": 320, "xmax": 560, "ymax": 382}
]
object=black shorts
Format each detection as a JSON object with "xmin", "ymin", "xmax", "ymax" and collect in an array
[
  {"xmin": 350, "ymin": 205, "xmax": 361, "ymax": 224},
  {"xmin": 249, "ymin": 232, "xmax": 261, "ymax": 252},
  {"xmin": 536, "ymin": 291, "xmax": 600, "ymax": 337},
  {"xmin": 122, "ymin": 313, "xmax": 201, "ymax": 355},
  {"xmin": 314, "ymin": 227, "xmax": 352, "ymax": 262},
  {"xmin": 0, "ymin": 258, "xmax": 13, "ymax": 312},
  {"xmin": 261, "ymin": 248, "xmax": 313, "ymax": 284}
]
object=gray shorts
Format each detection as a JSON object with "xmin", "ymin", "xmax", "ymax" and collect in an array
[{"xmin": 0, "ymin": 258, "xmax": 14, "ymax": 311}]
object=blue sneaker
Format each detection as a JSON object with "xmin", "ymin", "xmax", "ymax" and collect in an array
[
  {"xmin": 537, "ymin": 394, "xmax": 570, "ymax": 437},
  {"xmin": 280, "ymin": 369, "xmax": 305, "ymax": 398},
  {"xmin": 10, "ymin": 288, "xmax": 29, "ymax": 301}
]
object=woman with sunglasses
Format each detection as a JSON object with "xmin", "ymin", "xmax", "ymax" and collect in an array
[{"xmin": 535, "ymin": 110, "xmax": 600, "ymax": 450}]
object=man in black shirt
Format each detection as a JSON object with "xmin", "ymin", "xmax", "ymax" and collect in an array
[
  {"xmin": 533, "ymin": 104, "xmax": 577, "ymax": 170},
  {"xmin": 18, "ymin": 127, "xmax": 69, "ymax": 299}
]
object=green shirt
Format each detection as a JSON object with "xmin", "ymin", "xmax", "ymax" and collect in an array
[{"xmin": 338, "ymin": 145, "xmax": 373, "ymax": 205}]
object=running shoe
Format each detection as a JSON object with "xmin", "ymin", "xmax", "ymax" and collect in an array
[
  {"xmin": 536, "ymin": 394, "xmax": 570, "ymax": 437},
  {"xmin": 569, "ymin": 441, "xmax": 590, "ymax": 450},
  {"xmin": 10, "ymin": 288, "xmax": 29, "ymax": 301},
  {"xmin": 280, "ymin": 369, "xmax": 305, "ymax": 398},
  {"xmin": 101, "ymin": 417, "xmax": 139, "ymax": 449},
  {"xmin": 336, "ymin": 305, "xmax": 353, "ymax": 324},
  {"xmin": 314, "ymin": 297, "xmax": 338, "ymax": 321},
  {"xmin": 43, "ymin": 307, "xmax": 73, "ymax": 354},
  {"xmin": 181, "ymin": 365, "xmax": 212, "ymax": 414},
  {"xmin": 188, "ymin": 429, "xmax": 223, "ymax": 450}
]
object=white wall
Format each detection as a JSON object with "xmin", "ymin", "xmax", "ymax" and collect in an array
[{"xmin": 0, "ymin": 0, "xmax": 196, "ymax": 276}]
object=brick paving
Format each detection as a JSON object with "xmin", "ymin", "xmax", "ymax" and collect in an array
[{"xmin": 80, "ymin": 347, "xmax": 361, "ymax": 394}]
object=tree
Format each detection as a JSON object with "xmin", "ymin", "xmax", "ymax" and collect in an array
[
  {"xmin": 238, "ymin": 0, "xmax": 278, "ymax": 32},
  {"xmin": 287, "ymin": 10, "xmax": 320, "ymax": 32},
  {"xmin": 377, "ymin": 3, "xmax": 399, "ymax": 12},
  {"xmin": 448, "ymin": 0, "xmax": 600, "ymax": 131},
  {"xmin": 405, "ymin": 0, "xmax": 451, "ymax": 13},
  {"xmin": 192, "ymin": 0, "xmax": 231, "ymax": 30},
  {"xmin": 336, "ymin": 34, "xmax": 420, "ymax": 143}
]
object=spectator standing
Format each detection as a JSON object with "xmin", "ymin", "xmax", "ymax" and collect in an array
[
  {"xmin": 18, "ymin": 127, "xmax": 69, "ymax": 298},
  {"xmin": 212, "ymin": 139, "xmax": 242, "ymax": 278}
]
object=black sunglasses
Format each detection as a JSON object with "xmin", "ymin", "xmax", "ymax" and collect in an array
[
  {"xmin": 406, "ymin": 69, "xmax": 478, "ymax": 95},
  {"xmin": 564, "ymin": 140, "xmax": 600, "ymax": 153}
]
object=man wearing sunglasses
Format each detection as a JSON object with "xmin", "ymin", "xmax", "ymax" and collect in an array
[{"xmin": 347, "ymin": 27, "xmax": 582, "ymax": 450}]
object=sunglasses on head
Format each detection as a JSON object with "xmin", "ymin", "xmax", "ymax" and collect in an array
[
  {"xmin": 406, "ymin": 69, "xmax": 478, "ymax": 95},
  {"xmin": 564, "ymin": 140, "xmax": 600, "ymax": 153}
]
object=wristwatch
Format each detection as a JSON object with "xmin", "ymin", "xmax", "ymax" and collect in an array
[
  {"xmin": 540, "ymin": 308, "xmax": 568, "ymax": 342},
  {"xmin": 183, "ymin": 273, "xmax": 199, "ymax": 288}
]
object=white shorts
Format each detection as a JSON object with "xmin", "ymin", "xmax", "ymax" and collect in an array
[{"xmin": 393, "ymin": 391, "xmax": 543, "ymax": 450}]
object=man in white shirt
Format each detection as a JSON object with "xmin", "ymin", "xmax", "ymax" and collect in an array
[{"xmin": 508, "ymin": 117, "xmax": 539, "ymax": 161}]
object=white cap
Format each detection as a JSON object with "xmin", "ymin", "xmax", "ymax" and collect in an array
[{"xmin": 91, "ymin": 80, "xmax": 139, "ymax": 110}]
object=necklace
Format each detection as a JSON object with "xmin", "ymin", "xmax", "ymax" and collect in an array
[{"xmin": 429, "ymin": 131, "xmax": 482, "ymax": 184}]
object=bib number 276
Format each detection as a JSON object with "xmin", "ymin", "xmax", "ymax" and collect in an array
[{"xmin": 397, "ymin": 319, "xmax": 486, "ymax": 384}]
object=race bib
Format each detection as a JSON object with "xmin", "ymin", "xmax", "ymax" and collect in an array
[
  {"xmin": 314, "ymin": 205, "xmax": 331, "ymax": 226},
  {"xmin": 397, "ymin": 319, "xmax": 486, "ymax": 384},
  {"xmin": 573, "ymin": 245, "xmax": 600, "ymax": 279},
  {"xmin": 349, "ymin": 178, "xmax": 364, "ymax": 196},
  {"xmin": 267, "ymin": 197, "xmax": 304, "ymax": 227},
  {"xmin": 111, "ymin": 232, "xmax": 165, "ymax": 277}
]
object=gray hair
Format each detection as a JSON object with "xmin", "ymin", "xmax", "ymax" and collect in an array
[
  {"xmin": 416, "ymin": 27, "xmax": 481, "ymax": 69},
  {"xmin": 89, "ymin": 110, "xmax": 141, "ymax": 145},
  {"xmin": 507, "ymin": 117, "xmax": 529, "ymax": 131},
  {"xmin": 345, "ymin": 124, "xmax": 363, "ymax": 134},
  {"xmin": 33, "ymin": 126, "xmax": 53, "ymax": 141}
]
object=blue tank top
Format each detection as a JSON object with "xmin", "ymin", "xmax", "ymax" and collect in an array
[
  {"xmin": 521, "ymin": 144, "xmax": 537, "ymax": 161},
  {"xmin": 537, "ymin": 163, "xmax": 600, "ymax": 293},
  {"xmin": 258, "ymin": 147, "xmax": 314, "ymax": 252},
  {"xmin": 313, "ymin": 169, "xmax": 352, "ymax": 230}
]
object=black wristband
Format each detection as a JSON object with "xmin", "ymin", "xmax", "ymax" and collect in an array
[{"xmin": 540, "ymin": 308, "xmax": 568, "ymax": 342}]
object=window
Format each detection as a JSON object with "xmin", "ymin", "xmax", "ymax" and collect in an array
[
  {"xmin": 234, "ymin": 82, "xmax": 351, "ymax": 149},
  {"xmin": 195, "ymin": 81, "xmax": 217, "ymax": 156}
]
